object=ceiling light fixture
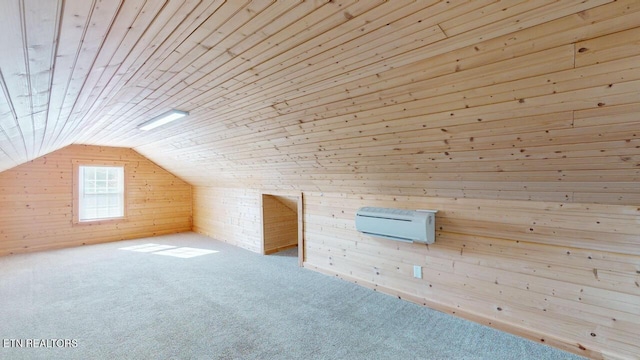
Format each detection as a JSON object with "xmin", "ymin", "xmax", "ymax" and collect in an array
[{"xmin": 138, "ymin": 109, "xmax": 189, "ymax": 131}]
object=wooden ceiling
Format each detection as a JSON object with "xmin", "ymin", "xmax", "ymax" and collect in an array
[{"xmin": 0, "ymin": 0, "xmax": 638, "ymax": 203}]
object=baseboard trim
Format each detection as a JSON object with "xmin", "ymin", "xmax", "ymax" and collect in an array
[
  {"xmin": 303, "ymin": 261, "xmax": 601, "ymax": 360},
  {"xmin": 264, "ymin": 243, "xmax": 298, "ymax": 255}
]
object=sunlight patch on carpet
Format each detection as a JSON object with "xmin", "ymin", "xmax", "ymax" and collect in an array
[
  {"xmin": 119, "ymin": 243, "xmax": 177, "ymax": 252},
  {"xmin": 119, "ymin": 243, "xmax": 218, "ymax": 258},
  {"xmin": 152, "ymin": 247, "xmax": 219, "ymax": 258}
]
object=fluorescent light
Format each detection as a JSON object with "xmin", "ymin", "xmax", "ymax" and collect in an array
[{"xmin": 138, "ymin": 109, "xmax": 188, "ymax": 131}]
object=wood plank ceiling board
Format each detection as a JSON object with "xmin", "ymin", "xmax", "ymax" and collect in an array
[
  {"xmin": 100, "ymin": 0, "xmax": 377, "ymax": 146},
  {"xmin": 40, "ymin": 0, "xmax": 99, "ymax": 157},
  {"xmin": 0, "ymin": 0, "xmax": 61, "ymax": 164},
  {"xmin": 59, "ymin": 0, "xmax": 200, "ymax": 146},
  {"xmin": 0, "ymin": 69, "xmax": 25, "ymax": 167},
  {"xmin": 0, "ymin": 0, "xmax": 638, "ymax": 203},
  {"xmin": 52, "ymin": 0, "xmax": 158, "ymax": 147},
  {"xmin": 41, "ymin": 0, "xmax": 124, "ymax": 154}
]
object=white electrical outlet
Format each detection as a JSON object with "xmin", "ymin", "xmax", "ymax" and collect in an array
[{"xmin": 413, "ymin": 265, "xmax": 422, "ymax": 279}]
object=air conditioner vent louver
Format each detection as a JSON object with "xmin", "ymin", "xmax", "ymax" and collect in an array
[{"xmin": 355, "ymin": 207, "xmax": 437, "ymax": 244}]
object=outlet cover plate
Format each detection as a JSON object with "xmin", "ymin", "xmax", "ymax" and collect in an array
[{"xmin": 413, "ymin": 265, "xmax": 422, "ymax": 279}]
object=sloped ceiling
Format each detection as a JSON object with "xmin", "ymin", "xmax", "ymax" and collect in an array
[{"xmin": 0, "ymin": 0, "xmax": 638, "ymax": 202}]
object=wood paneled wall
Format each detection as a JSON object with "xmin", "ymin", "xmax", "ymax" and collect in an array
[
  {"xmin": 192, "ymin": 187, "xmax": 640, "ymax": 359},
  {"xmin": 193, "ymin": 187, "xmax": 262, "ymax": 253},
  {"xmin": 0, "ymin": 145, "xmax": 191, "ymax": 255},
  {"xmin": 262, "ymin": 195, "xmax": 298, "ymax": 255},
  {"xmin": 303, "ymin": 192, "xmax": 640, "ymax": 359}
]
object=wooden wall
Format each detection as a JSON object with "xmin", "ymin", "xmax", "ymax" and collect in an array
[
  {"xmin": 262, "ymin": 195, "xmax": 298, "ymax": 254},
  {"xmin": 303, "ymin": 192, "xmax": 640, "ymax": 359},
  {"xmin": 193, "ymin": 186, "xmax": 640, "ymax": 359},
  {"xmin": 184, "ymin": 2, "xmax": 640, "ymax": 358},
  {"xmin": 0, "ymin": 145, "xmax": 192, "ymax": 255},
  {"xmin": 193, "ymin": 187, "xmax": 262, "ymax": 253}
]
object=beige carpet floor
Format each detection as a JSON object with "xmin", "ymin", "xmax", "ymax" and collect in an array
[{"xmin": 0, "ymin": 232, "xmax": 585, "ymax": 360}]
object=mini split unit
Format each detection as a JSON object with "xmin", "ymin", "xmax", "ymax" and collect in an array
[{"xmin": 355, "ymin": 207, "xmax": 438, "ymax": 244}]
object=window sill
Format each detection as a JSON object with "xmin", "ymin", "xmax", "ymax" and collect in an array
[{"xmin": 73, "ymin": 217, "xmax": 127, "ymax": 226}]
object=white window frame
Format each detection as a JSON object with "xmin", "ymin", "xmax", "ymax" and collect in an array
[{"xmin": 73, "ymin": 161, "xmax": 127, "ymax": 224}]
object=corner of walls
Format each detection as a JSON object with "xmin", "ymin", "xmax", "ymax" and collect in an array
[{"xmin": 192, "ymin": 186, "xmax": 262, "ymax": 253}]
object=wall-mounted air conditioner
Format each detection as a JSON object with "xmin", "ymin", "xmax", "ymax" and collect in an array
[{"xmin": 355, "ymin": 207, "xmax": 438, "ymax": 244}]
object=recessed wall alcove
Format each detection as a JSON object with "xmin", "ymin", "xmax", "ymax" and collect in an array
[{"xmin": 261, "ymin": 192, "xmax": 304, "ymax": 266}]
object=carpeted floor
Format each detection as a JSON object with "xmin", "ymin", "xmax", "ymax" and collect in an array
[{"xmin": 0, "ymin": 232, "xmax": 585, "ymax": 360}]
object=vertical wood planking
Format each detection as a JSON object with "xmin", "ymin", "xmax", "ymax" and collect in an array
[
  {"xmin": 0, "ymin": 0, "xmax": 34, "ymax": 160},
  {"xmin": 0, "ymin": 69, "xmax": 24, "ymax": 166},
  {"xmin": 53, "ymin": 0, "xmax": 149, "ymax": 147},
  {"xmin": 22, "ymin": 0, "xmax": 63, "ymax": 157},
  {"xmin": 44, "ymin": 0, "xmax": 124, "ymax": 151},
  {"xmin": 41, "ymin": 0, "xmax": 96, "ymax": 157}
]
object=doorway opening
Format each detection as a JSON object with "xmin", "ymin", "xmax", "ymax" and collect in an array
[{"xmin": 261, "ymin": 193, "xmax": 303, "ymax": 266}]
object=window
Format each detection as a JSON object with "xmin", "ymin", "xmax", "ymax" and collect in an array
[{"xmin": 77, "ymin": 165, "xmax": 125, "ymax": 222}]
